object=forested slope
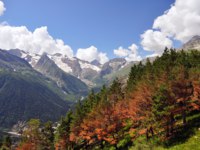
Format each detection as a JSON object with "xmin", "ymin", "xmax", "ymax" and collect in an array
[{"xmin": 13, "ymin": 49, "xmax": 200, "ymax": 150}]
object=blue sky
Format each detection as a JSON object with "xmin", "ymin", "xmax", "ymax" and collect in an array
[
  {"xmin": 2, "ymin": 0, "xmax": 200, "ymax": 64},
  {"xmin": 0, "ymin": 0, "xmax": 175, "ymax": 60}
]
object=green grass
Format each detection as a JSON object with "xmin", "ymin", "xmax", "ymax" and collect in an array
[
  {"xmin": 156, "ymin": 129, "xmax": 200, "ymax": 150},
  {"xmin": 128, "ymin": 112, "xmax": 200, "ymax": 150},
  {"xmin": 128, "ymin": 130, "xmax": 200, "ymax": 150}
]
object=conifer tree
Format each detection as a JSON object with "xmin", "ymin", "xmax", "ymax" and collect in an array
[{"xmin": 152, "ymin": 85, "xmax": 175, "ymax": 137}]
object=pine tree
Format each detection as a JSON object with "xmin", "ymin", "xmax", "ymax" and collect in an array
[
  {"xmin": 55, "ymin": 111, "xmax": 73, "ymax": 149},
  {"xmin": 152, "ymin": 85, "xmax": 175, "ymax": 137},
  {"xmin": 109, "ymin": 78, "xmax": 124, "ymax": 104},
  {"xmin": 41, "ymin": 121, "xmax": 54, "ymax": 149}
]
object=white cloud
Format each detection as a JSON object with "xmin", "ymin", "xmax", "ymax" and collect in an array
[
  {"xmin": 145, "ymin": 53, "xmax": 159, "ymax": 58},
  {"xmin": 0, "ymin": 1, "xmax": 6, "ymax": 16},
  {"xmin": 0, "ymin": 25, "xmax": 73, "ymax": 57},
  {"xmin": 141, "ymin": 30, "xmax": 173, "ymax": 54},
  {"xmin": 76, "ymin": 46, "xmax": 109, "ymax": 64},
  {"xmin": 141, "ymin": 0, "xmax": 200, "ymax": 54},
  {"xmin": 114, "ymin": 47, "xmax": 130, "ymax": 57},
  {"xmin": 126, "ymin": 44, "xmax": 142, "ymax": 62},
  {"xmin": 0, "ymin": 24, "xmax": 108, "ymax": 62},
  {"xmin": 98, "ymin": 52, "xmax": 109, "ymax": 64},
  {"xmin": 113, "ymin": 43, "xmax": 142, "ymax": 62},
  {"xmin": 153, "ymin": 0, "xmax": 200, "ymax": 42}
]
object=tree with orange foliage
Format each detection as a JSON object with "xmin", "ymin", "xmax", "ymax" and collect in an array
[
  {"xmin": 172, "ymin": 67, "xmax": 194, "ymax": 126},
  {"xmin": 16, "ymin": 142, "xmax": 34, "ymax": 150},
  {"xmin": 75, "ymin": 99, "xmax": 131, "ymax": 149}
]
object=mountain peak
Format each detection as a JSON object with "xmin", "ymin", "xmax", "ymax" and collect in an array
[
  {"xmin": 190, "ymin": 35, "xmax": 200, "ymax": 41},
  {"xmin": 182, "ymin": 35, "xmax": 200, "ymax": 50},
  {"xmin": 91, "ymin": 59, "xmax": 101, "ymax": 66}
]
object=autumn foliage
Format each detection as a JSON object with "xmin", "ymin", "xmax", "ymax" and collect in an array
[{"xmin": 68, "ymin": 49, "xmax": 200, "ymax": 149}]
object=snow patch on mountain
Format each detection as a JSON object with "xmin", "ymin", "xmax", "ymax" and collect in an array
[
  {"xmin": 50, "ymin": 55, "xmax": 73, "ymax": 73},
  {"xmin": 79, "ymin": 61, "xmax": 101, "ymax": 72},
  {"xmin": 29, "ymin": 54, "xmax": 41, "ymax": 66},
  {"xmin": 19, "ymin": 51, "xmax": 40, "ymax": 67}
]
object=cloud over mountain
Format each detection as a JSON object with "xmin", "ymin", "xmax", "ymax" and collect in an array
[
  {"xmin": 141, "ymin": 0, "xmax": 200, "ymax": 54},
  {"xmin": 0, "ymin": 25, "xmax": 74, "ymax": 57},
  {"xmin": 114, "ymin": 43, "xmax": 141, "ymax": 61},
  {"xmin": 76, "ymin": 46, "xmax": 109, "ymax": 64},
  {"xmin": 141, "ymin": 30, "xmax": 173, "ymax": 55},
  {"xmin": 0, "ymin": 24, "xmax": 110, "ymax": 62}
]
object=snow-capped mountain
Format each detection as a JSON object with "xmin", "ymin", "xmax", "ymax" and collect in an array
[
  {"xmin": 8, "ymin": 49, "xmax": 103, "ymax": 86},
  {"xmin": 8, "ymin": 49, "xmax": 41, "ymax": 66},
  {"xmin": 35, "ymin": 53, "xmax": 88, "ymax": 95},
  {"xmin": 8, "ymin": 49, "xmax": 140, "ymax": 88},
  {"xmin": 100, "ymin": 58, "xmax": 128, "ymax": 77}
]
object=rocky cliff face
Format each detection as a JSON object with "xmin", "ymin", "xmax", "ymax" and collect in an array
[{"xmin": 35, "ymin": 53, "xmax": 88, "ymax": 95}]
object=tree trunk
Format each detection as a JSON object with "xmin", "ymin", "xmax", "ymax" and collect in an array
[
  {"xmin": 150, "ymin": 126, "xmax": 154, "ymax": 137},
  {"xmin": 170, "ymin": 113, "xmax": 175, "ymax": 134},
  {"xmin": 182, "ymin": 109, "xmax": 187, "ymax": 126},
  {"xmin": 100, "ymin": 140, "xmax": 104, "ymax": 149},
  {"xmin": 166, "ymin": 121, "xmax": 170, "ymax": 137},
  {"xmin": 146, "ymin": 128, "xmax": 149, "ymax": 141}
]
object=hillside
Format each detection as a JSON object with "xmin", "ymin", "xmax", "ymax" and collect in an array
[
  {"xmin": 0, "ymin": 72, "xmax": 70, "ymax": 128},
  {"xmin": 14, "ymin": 48, "xmax": 200, "ymax": 149},
  {"xmin": 103, "ymin": 57, "xmax": 156, "ymax": 82},
  {"xmin": 0, "ymin": 50, "xmax": 70, "ymax": 128}
]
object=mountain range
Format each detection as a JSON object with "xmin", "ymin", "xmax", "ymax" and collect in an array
[
  {"xmin": 0, "ymin": 48, "xmax": 134, "ymax": 128},
  {"xmin": 8, "ymin": 49, "xmax": 133, "ymax": 87},
  {"xmin": 0, "ymin": 35, "xmax": 200, "ymax": 129}
]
